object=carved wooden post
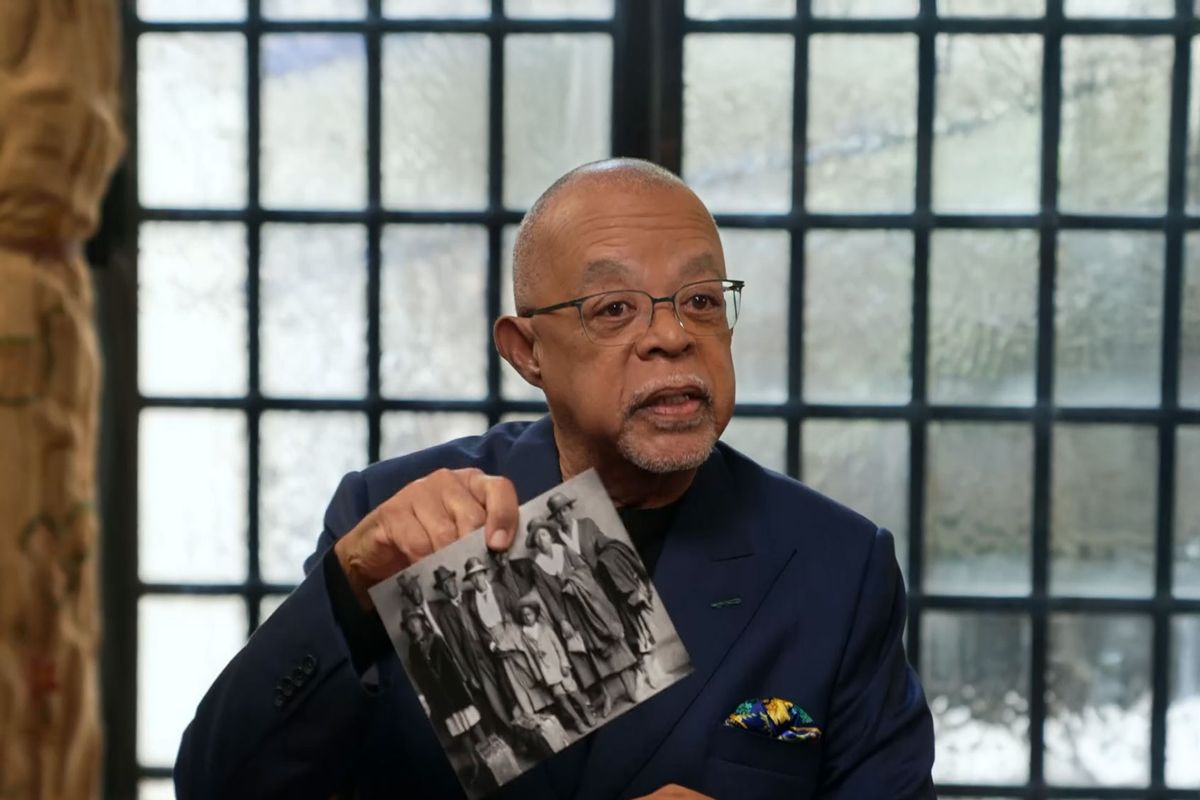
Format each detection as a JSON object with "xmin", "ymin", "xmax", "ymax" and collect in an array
[{"xmin": 0, "ymin": 2, "xmax": 124, "ymax": 798}]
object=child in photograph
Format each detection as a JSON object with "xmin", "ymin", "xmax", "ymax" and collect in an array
[{"xmin": 516, "ymin": 596, "xmax": 597, "ymax": 735}]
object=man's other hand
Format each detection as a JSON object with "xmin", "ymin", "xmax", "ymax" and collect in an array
[
  {"xmin": 634, "ymin": 784, "xmax": 714, "ymax": 799},
  {"xmin": 333, "ymin": 468, "xmax": 518, "ymax": 608}
]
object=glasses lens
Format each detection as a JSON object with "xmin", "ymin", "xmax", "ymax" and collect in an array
[
  {"xmin": 579, "ymin": 290, "xmax": 650, "ymax": 344},
  {"xmin": 676, "ymin": 280, "xmax": 740, "ymax": 335}
]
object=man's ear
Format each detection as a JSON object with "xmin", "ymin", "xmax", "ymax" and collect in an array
[{"xmin": 494, "ymin": 315, "xmax": 543, "ymax": 388}]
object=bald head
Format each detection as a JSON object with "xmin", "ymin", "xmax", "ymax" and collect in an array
[{"xmin": 511, "ymin": 158, "xmax": 703, "ymax": 314}]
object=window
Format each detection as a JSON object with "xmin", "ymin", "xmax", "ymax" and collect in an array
[{"xmin": 98, "ymin": 1, "xmax": 1200, "ymax": 797}]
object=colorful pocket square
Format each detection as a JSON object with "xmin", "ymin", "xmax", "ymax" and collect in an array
[{"xmin": 723, "ymin": 697, "xmax": 822, "ymax": 742}]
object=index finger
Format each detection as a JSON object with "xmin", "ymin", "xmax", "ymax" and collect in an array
[{"xmin": 457, "ymin": 469, "xmax": 519, "ymax": 550}]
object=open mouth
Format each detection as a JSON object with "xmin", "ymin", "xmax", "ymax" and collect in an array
[{"xmin": 637, "ymin": 385, "xmax": 708, "ymax": 417}]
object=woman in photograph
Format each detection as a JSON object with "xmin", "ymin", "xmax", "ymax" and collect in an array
[
  {"xmin": 403, "ymin": 609, "xmax": 487, "ymax": 753},
  {"xmin": 525, "ymin": 516, "xmax": 639, "ymax": 717}
]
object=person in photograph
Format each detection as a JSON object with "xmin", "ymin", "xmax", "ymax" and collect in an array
[
  {"xmin": 546, "ymin": 493, "xmax": 663, "ymax": 691},
  {"xmin": 526, "ymin": 516, "xmax": 639, "ymax": 718},
  {"xmin": 516, "ymin": 597, "xmax": 596, "ymax": 736},
  {"xmin": 545, "ymin": 492, "xmax": 602, "ymax": 566},
  {"xmin": 462, "ymin": 556, "xmax": 552, "ymax": 721},
  {"xmin": 429, "ymin": 565, "xmax": 511, "ymax": 736},
  {"xmin": 489, "ymin": 546, "xmax": 534, "ymax": 599},
  {"xmin": 402, "ymin": 609, "xmax": 486, "ymax": 750},
  {"xmin": 395, "ymin": 573, "xmax": 442, "ymax": 639},
  {"xmin": 178, "ymin": 159, "xmax": 934, "ymax": 800}
]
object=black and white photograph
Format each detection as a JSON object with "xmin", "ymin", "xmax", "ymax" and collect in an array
[{"xmin": 369, "ymin": 470, "xmax": 692, "ymax": 799}]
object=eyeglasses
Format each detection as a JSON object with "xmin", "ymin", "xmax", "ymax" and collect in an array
[{"xmin": 519, "ymin": 278, "xmax": 744, "ymax": 346}]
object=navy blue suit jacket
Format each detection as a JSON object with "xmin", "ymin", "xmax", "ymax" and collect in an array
[{"xmin": 176, "ymin": 417, "xmax": 934, "ymax": 799}]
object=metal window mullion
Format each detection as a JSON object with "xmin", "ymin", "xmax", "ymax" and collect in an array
[
  {"xmin": 485, "ymin": 0, "xmax": 506, "ymax": 426},
  {"xmin": 246, "ymin": 0, "xmax": 265, "ymax": 633},
  {"xmin": 1030, "ymin": 2, "xmax": 1065, "ymax": 794},
  {"xmin": 789, "ymin": 5, "xmax": 808, "ymax": 482},
  {"xmin": 905, "ymin": 0, "xmax": 937, "ymax": 675},
  {"xmin": 1148, "ymin": 1, "xmax": 1192, "ymax": 792},
  {"xmin": 103, "ymin": 0, "xmax": 143, "ymax": 794},
  {"xmin": 367, "ymin": 0, "xmax": 384, "ymax": 464}
]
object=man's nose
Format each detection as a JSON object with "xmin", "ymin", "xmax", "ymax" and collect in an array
[{"xmin": 637, "ymin": 299, "xmax": 694, "ymax": 356}]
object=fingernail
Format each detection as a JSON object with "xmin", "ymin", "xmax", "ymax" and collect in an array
[{"xmin": 490, "ymin": 528, "xmax": 508, "ymax": 547}]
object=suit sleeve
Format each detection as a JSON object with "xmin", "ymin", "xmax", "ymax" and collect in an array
[
  {"xmin": 174, "ymin": 471, "xmax": 383, "ymax": 800},
  {"xmin": 817, "ymin": 528, "xmax": 936, "ymax": 799}
]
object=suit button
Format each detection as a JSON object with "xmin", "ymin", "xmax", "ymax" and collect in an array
[
  {"xmin": 301, "ymin": 654, "xmax": 317, "ymax": 675},
  {"xmin": 279, "ymin": 677, "xmax": 295, "ymax": 697},
  {"xmin": 273, "ymin": 694, "xmax": 285, "ymax": 708},
  {"xmin": 291, "ymin": 666, "xmax": 306, "ymax": 684}
]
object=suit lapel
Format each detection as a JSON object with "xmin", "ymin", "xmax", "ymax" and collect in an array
[
  {"xmin": 576, "ymin": 450, "xmax": 796, "ymax": 800},
  {"xmin": 500, "ymin": 417, "xmax": 563, "ymax": 503}
]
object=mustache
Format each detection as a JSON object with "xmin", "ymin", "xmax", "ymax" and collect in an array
[{"xmin": 625, "ymin": 374, "xmax": 713, "ymax": 415}]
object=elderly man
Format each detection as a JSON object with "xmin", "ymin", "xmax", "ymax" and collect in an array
[{"xmin": 176, "ymin": 159, "xmax": 934, "ymax": 799}]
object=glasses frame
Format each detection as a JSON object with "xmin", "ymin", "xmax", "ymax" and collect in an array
[{"xmin": 518, "ymin": 277, "xmax": 745, "ymax": 345}]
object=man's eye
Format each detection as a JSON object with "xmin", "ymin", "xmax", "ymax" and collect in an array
[
  {"xmin": 686, "ymin": 293, "xmax": 720, "ymax": 310},
  {"xmin": 600, "ymin": 301, "xmax": 630, "ymax": 317}
]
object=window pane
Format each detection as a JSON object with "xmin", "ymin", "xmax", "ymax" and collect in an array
[
  {"xmin": 384, "ymin": 0, "xmax": 489, "ymax": 15},
  {"xmin": 1051, "ymin": 424, "xmax": 1156, "ymax": 598},
  {"xmin": 383, "ymin": 34, "xmax": 488, "ymax": 210},
  {"xmin": 138, "ymin": 34, "xmax": 246, "ymax": 208},
  {"xmin": 934, "ymin": 35, "xmax": 1041, "ymax": 213},
  {"xmin": 807, "ymin": 35, "xmax": 917, "ymax": 212},
  {"xmin": 259, "ymin": 411, "xmax": 367, "ymax": 584},
  {"xmin": 812, "ymin": 0, "xmax": 918, "ymax": 15},
  {"xmin": 261, "ymin": 35, "xmax": 366, "ymax": 209},
  {"xmin": 1055, "ymin": 231, "xmax": 1163, "ymax": 407},
  {"xmin": 506, "ymin": 0, "xmax": 613, "ymax": 17},
  {"xmin": 138, "ymin": 779, "xmax": 175, "ymax": 800},
  {"xmin": 381, "ymin": 225, "xmax": 487, "ymax": 399},
  {"xmin": 138, "ymin": 596, "xmax": 246, "ymax": 767},
  {"xmin": 686, "ymin": 0, "xmax": 795, "ymax": 17},
  {"xmin": 1187, "ymin": 41, "xmax": 1200, "ymax": 213},
  {"xmin": 138, "ymin": 0, "xmax": 245, "ymax": 20},
  {"xmin": 683, "ymin": 34, "xmax": 794, "ymax": 213},
  {"xmin": 939, "ymin": 0, "xmax": 1044, "ymax": 14},
  {"xmin": 925, "ymin": 423, "xmax": 1032, "ymax": 595},
  {"xmin": 140, "ymin": 410, "xmax": 247, "ymax": 583},
  {"xmin": 802, "ymin": 419, "xmax": 910, "ymax": 579},
  {"xmin": 260, "ymin": 224, "xmax": 367, "ymax": 398},
  {"xmin": 263, "ymin": 0, "xmax": 366, "ymax": 17},
  {"xmin": 1046, "ymin": 614, "xmax": 1152, "ymax": 787},
  {"xmin": 923, "ymin": 612, "xmax": 1030, "ymax": 784},
  {"xmin": 1059, "ymin": 36, "xmax": 1172, "ymax": 214},
  {"xmin": 929, "ymin": 231, "xmax": 1038, "ymax": 405},
  {"xmin": 504, "ymin": 34, "xmax": 612, "ymax": 209},
  {"xmin": 138, "ymin": 222, "xmax": 247, "ymax": 397},
  {"xmin": 1183, "ymin": 234, "xmax": 1200, "ymax": 406},
  {"xmin": 499, "ymin": 225, "xmax": 545, "ymax": 402},
  {"xmin": 721, "ymin": 417, "xmax": 787, "ymax": 474},
  {"xmin": 723, "ymin": 229, "xmax": 789, "ymax": 402},
  {"xmin": 1169, "ymin": 615, "xmax": 1200, "ymax": 787},
  {"xmin": 804, "ymin": 231, "xmax": 913, "ymax": 404},
  {"xmin": 382, "ymin": 412, "xmax": 488, "ymax": 459},
  {"xmin": 1176, "ymin": 427, "xmax": 1200, "ymax": 598},
  {"xmin": 1066, "ymin": 0, "xmax": 1173, "ymax": 15}
]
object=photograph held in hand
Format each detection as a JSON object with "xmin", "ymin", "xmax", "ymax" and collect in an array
[{"xmin": 370, "ymin": 470, "xmax": 693, "ymax": 799}]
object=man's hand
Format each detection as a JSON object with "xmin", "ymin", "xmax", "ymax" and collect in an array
[
  {"xmin": 633, "ymin": 785, "xmax": 713, "ymax": 800},
  {"xmin": 333, "ymin": 468, "xmax": 518, "ymax": 609}
]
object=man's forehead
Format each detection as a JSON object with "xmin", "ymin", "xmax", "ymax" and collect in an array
[{"xmin": 580, "ymin": 253, "xmax": 722, "ymax": 288}]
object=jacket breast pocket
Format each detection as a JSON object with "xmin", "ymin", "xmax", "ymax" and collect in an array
[{"xmin": 700, "ymin": 725, "xmax": 821, "ymax": 799}]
